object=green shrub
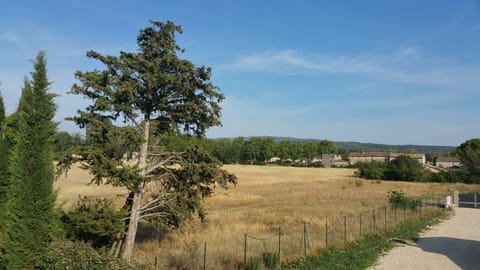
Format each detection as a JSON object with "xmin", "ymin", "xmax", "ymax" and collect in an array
[
  {"xmin": 388, "ymin": 190, "xmax": 421, "ymax": 210},
  {"xmin": 246, "ymin": 257, "xmax": 261, "ymax": 270},
  {"xmin": 355, "ymin": 161, "xmax": 387, "ymax": 180},
  {"xmin": 36, "ymin": 240, "xmax": 138, "ymax": 269},
  {"xmin": 428, "ymin": 170, "xmax": 480, "ymax": 183},
  {"xmin": 385, "ymin": 155, "xmax": 427, "ymax": 181},
  {"xmin": 262, "ymin": 251, "xmax": 280, "ymax": 269},
  {"xmin": 62, "ymin": 196, "xmax": 126, "ymax": 248}
]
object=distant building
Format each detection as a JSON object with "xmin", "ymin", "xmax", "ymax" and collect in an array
[
  {"xmin": 436, "ymin": 157, "xmax": 461, "ymax": 168},
  {"xmin": 321, "ymin": 154, "xmax": 343, "ymax": 167},
  {"xmin": 389, "ymin": 153, "xmax": 426, "ymax": 165},
  {"xmin": 348, "ymin": 152, "xmax": 426, "ymax": 165},
  {"xmin": 332, "ymin": 160, "xmax": 349, "ymax": 167},
  {"xmin": 348, "ymin": 152, "xmax": 389, "ymax": 164},
  {"xmin": 268, "ymin": 157, "xmax": 281, "ymax": 163}
]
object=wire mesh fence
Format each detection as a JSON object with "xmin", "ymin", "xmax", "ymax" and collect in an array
[{"xmin": 133, "ymin": 195, "xmax": 447, "ymax": 270}]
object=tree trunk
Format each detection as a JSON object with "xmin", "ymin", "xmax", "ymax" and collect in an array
[
  {"xmin": 120, "ymin": 119, "xmax": 150, "ymax": 260},
  {"xmin": 120, "ymin": 189, "xmax": 142, "ymax": 260},
  {"xmin": 110, "ymin": 192, "xmax": 134, "ymax": 257}
]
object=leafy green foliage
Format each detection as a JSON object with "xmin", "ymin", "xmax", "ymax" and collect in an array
[
  {"xmin": 154, "ymin": 135, "xmax": 341, "ymax": 166},
  {"xmin": 356, "ymin": 156, "xmax": 427, "ymax": 182},
  {"xmin": 456, "ymin": 138, "xmax": 480, "ymax": 176},
  {"xmin": 355, "ymin": 161, "xmax": 387, "ymax": 180},
  {"xmin": 53, "ymin": 131, "xmax": 84, "ymax": 158},
  {"xmin": 70, "ymin": 20, "xmax": 223, "ymax": 137},
  {"xmin": 385, "ymin": 155, "xmax": 427, "ymax": 181},
  {"xmin": 388, "ymin": 190, "xmax": 421, "ymax": 210},
  {"xmin": 36, "ymin": 240, "xmax": 139, "ymax": 270},
  {"xmin": 2, "ymin": 52, "xmax": 57, "ymax": 268},
  {"xmin": 429, "ymin": 170, "xmax": 480, "ymax": 183},
  {"xmin": 62, "ymin": 197, "xmax": 126, "ymax": 248}
]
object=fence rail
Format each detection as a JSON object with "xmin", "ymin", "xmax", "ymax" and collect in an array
[{"xmin": 133, "ymin": 195, "xmax": 447, "ymax": 269}]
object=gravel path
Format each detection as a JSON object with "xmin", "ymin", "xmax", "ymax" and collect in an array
[{"xmin": 370, "ymin": 207, "xmax": 480, "ymax": 270}]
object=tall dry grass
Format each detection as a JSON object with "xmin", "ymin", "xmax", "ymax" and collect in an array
[
  {"xmin": 55, "ymin": 164, "xmax": 480, "ymax": 269},
  {"xmin": 54, "ymin": 164, "xmax": 128, "ymax": 209}
]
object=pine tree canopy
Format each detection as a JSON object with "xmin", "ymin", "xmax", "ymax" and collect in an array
[{"xmin": 60, "ymin": 20, "xmax": 236, "ymax": 259}]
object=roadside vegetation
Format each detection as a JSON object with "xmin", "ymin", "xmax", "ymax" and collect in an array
[{"xmin": 283, "ymin": 208, "xmax": 448, "ymax": 270}]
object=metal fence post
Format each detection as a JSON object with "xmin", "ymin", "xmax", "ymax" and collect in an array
[
  {"xmin": 203, "ymin": 242, "xmax": 207, "ymax": 270},
  {"xmin": 278, "ymin": 227, "xmax": 281, "ymax": 262},
  {"xmin": 359, "ymin": 213, "xmax": 362, "ymax": 237},
  {"xmin": 244, "ymin": 234, "xmax": 247, "ymax": 268},
  {"xmin": 344, "ymin": 216, "xmax": 347, "ymax": 243},
  {"xmin": 384, "ymin": 207, "xmax": 387, "ymax": 230},
  {"xmin": 372, "ymin": 209, "xmax": 376, "ymax": 233},
  {"xmin": 325, "ymin": 219, "xmax": 328, "ymax": 248},
  {"xmin": 304, "ymin": 222, "xmax": 307, "ymax": 257}
]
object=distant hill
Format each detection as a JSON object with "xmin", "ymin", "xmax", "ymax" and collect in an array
[
  {"xmin": 214, "ymin": 136, "xmax": 456, "ymax": 154},
  {"xmin": 332, "ymin": 141, "xmax": 455, "ymax": 154}
]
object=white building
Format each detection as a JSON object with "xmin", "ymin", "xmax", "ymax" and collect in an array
[{"xmin": 436, "ymin": 157, "xmax": 461, "ymax": 168}]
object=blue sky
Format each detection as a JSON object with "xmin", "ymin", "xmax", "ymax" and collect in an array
[{"xmin": 1, "ymin": 1, "xmax": 479, "ymax": 146}]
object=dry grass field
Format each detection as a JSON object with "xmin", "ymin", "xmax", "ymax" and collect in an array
[
  {"xmin": 54, "ymin": 164, "xmax": 128, "ymax": 209},
  {"xmin": 55, "ymin": 164, "xmax": 480, "ymax": 269}
]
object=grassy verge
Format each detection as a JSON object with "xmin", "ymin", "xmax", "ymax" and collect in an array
[{"xmin": 282, "ymin": 210, "xmax": 449, "ymax": 270}]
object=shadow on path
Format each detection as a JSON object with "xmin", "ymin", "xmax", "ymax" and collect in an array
[{"xmin": 414, "ymin": 237, "xmax": 480, "ymax": 270}]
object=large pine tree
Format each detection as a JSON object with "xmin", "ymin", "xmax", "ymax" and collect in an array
[
  {"xmin": 62, "ymin": 20, "xmax": 236, "ymax": 259},
  {"xmin": 2, "ymin": 52, "xmax": 57, "ymax": 268}
]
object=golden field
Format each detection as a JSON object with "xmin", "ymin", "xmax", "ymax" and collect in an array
[{"xmin": 55, "ymin": 164, "xmax": 480, "ymax": 269}]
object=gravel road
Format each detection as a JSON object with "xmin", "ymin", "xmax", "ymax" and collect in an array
[{"xmin": 370, "ymin": 207, "xmax": 480, "ymax": 270}]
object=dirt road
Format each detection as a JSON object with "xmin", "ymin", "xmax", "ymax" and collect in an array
[{"xmin": 370, "ymin": 207, "xmax": 480, "ymax": 270}]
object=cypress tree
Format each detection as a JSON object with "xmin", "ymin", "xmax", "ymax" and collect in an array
[
  {"xmin": 0, "ymin": 91, "xmax": 7, "ymax": 195},
  {"xmin": 0, "ymin": 92, "xmax": 7, "ymax": 239},
  {"xmin": 3, "ymin": 52, "xmax": 57, "ymax": 268}
]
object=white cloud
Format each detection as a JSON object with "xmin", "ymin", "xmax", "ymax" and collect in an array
[
  {"xmin": 1, "ymin": 31, "xmax": 27, "ymax": 48},
  {"xmin": 394, "ymin": 46, "xmax": 419, "ymax": 58},
  {"xmin": 234, "ymin": 49, "xmax": 380, "ymax": 75},
  {"xmin": 232, "ymin": 49, "xmax": 480, "ymax": 88}
]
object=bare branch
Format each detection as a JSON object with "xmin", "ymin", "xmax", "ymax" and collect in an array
[
  {"xmin": 138, "ymin": 212, "xmax": 171, "ymax": 220},
  {"xmin": 144, "ymin": 152, "xmax": 184, "ymax": 175},
  {"xmin": 139, "ymin": 195, "xmax": 176, "ymax": 214}
]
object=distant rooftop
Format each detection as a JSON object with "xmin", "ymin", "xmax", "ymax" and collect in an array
[
  {"xmin": 437, "ymin": 157, "xmax": 460, "ymax": 162},
  {"xmin": 349, "ymin": 152, "xmax": 424, "ymax": 158}
]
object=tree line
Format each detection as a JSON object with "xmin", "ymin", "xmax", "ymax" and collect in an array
[
  {"xmin": 356, "ymin": 141, "xmax": 480, "ymax": 184},
  {"xmin": 55, "ymin": 133, "xmax": 342, "ymax": 166}
]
